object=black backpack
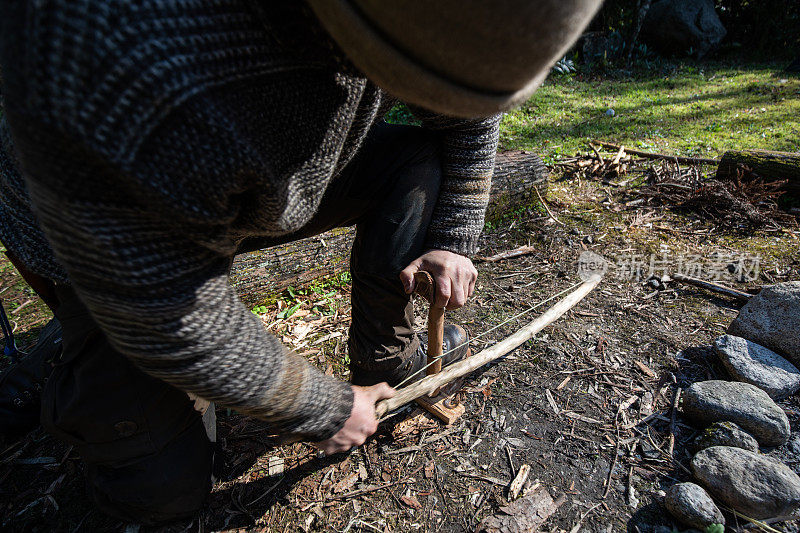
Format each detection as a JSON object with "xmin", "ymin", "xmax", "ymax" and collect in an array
[{"xmin": 0, "ymin": 302, "xmax": 61, "ymax": 440}]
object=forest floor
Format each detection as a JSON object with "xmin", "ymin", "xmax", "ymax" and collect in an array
[{"xmin": 1, "ymin": 59, "xmax": 800, "ymax": 532}]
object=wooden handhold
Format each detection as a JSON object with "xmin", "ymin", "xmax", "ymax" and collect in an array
[{"xmin": 414, "ymin": 391, "xmax": 464, "ymax": 425}]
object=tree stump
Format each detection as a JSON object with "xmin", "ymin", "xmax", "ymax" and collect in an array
[
  {"xmin": 716, "ymin": 149, "xmax": 800, "ymax": 195},
  {"xmin": 230, "ymin": 151, "xmax": 548, "ymax": 304}
]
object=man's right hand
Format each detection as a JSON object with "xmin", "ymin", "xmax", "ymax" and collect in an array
[{"xmin": 315, "ymin": 383, "xmax": 395, "ymax": 455}]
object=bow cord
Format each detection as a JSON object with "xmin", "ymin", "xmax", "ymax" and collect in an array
[{"xmin": 394, "ymin": 280, "xmax": 584, "ymax": 390}]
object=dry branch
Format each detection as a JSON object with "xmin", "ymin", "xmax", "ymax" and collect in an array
[
  {"xmin": 591, "ymin": 140, "xmax": 719, "ymax": 166},
  {"xmin": 474, "ymin": 245, "xmax": 537, "ymax": 263}
]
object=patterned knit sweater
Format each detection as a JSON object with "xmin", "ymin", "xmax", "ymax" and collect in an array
[{"xmin": 0, "ymin": 1, "xmax": 499, "ymax": 440}]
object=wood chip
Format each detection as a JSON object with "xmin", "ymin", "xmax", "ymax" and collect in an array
[
  {"xmin": 616, "ymin": 395, "xmax": 639, "ymax": 417},
  {"xmin": 478, "ymin": 485, "xmax": 565, "ymax": 532},
  {"xmin": 508, "ymin": 464, "xmax": 531, "ymax": 501},
  {"xmin": 555, "ymin": 376, "xmax": 571, "ymax": 391},
  {"xmin": 267, "ymin": 456, "xmax": 284, "ymax": 477},
  {"xmin": 634, "ymin": 360, "xmax": 657, "ymax": 379},
  {"xmin": 545, "ymin": 389, "xmax": 560, "ymax": 415}
]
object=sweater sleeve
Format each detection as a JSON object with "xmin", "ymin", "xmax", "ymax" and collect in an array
[
  {"xmin": 8, "ymin": 113, "xmax": 353, "ymax": 442},
  {"xmin": 409, "ymin": 107, "xmax": 501, "ymax": 255}
]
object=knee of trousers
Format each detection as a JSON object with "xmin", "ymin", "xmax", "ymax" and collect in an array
[
  {"xmin": 40, "ymin": 300, "xmax": 216, "ymax": 524},
  {"xmin": 352, "ymin": 163, "xmax": 444, "ymax": 275}
]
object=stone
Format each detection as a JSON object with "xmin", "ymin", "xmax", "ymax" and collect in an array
[
  {"xmin": 729, "ymin": 282, "xmax": 800, "ymax": 368},
  {"xmin": 713, "ymin": 335, "xmax": 800, "ymax": 400},
  {"xmin": 694, "ymin": 421, "xmax": 759, "ymax": 453},
  {"xmin": 664, "ymin": 482, "xmax": 724, "ymax": 529},
  {"xmin": 692, "ymin": 446, "xmax": 800, "ymax": 519},
  {"xmin": 641, "ymin": 0, "xmax": 726, "ymax": 59},
  {"xmin": 681, "ymin": 380, "xmax": 790, "ymax": 447}
]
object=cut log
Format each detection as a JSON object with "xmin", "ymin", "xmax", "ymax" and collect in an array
[
  {"xmin": 230, "ymin": 151, "xmax": 548, "ymax": 304},
  {"xmin": 716, "ymin": 149, "xmax": 800, "ymax": 195}
]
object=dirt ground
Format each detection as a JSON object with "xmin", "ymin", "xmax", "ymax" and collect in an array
[{"xmin": 2, "ymin": 157, "xmax": 799, "ymax": 532}]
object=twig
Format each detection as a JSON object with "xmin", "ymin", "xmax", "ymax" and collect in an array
[
  {"xmin": 474, "ymin": 245, "xmax": 537, "ymax": 263},
  {"xmin": 459, "ymin": 472, "xmax": 509, "ymax": 486},
  {"xmin": 611, "ymin": 145, "xmax": 625, "ymax": 166},
  {"xmin": 725, "ymin": 507, "xmax": 784, "ymax": 533},
  {"xmin": 535, "ymin": 187, "xmax": 566, "ymax": 226},
  {"xmin": 626, "ymin": 464, "xmax": 636, "ymax": 507},
  {"xmin": 569, "ymin": 502, "xmax": 602, "ymax": 533},
  {"xmin": 602, "ymin": 443, "xmax": 620, "ymax": 499},
  {"xmin": 328, "ymin": 467, "xmax": 423, "ymax": 501},
  {"xmin": 667, "ymin": 387, "xmax": 682, "ymax": 456},
  {"xmin": 505, "ymin": 445, "xmax": 516, "ymax": 476},
  {"xmin": 588, "ymin": 143, "xmax": 605, "ymax": 165}
]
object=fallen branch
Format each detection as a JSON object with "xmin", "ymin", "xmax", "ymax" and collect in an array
[
  {"xmin": 668, "ymin": 273, "xmax": 754, "ymax": 302},
  {"xmin": 591, "ymin": 140, "xmax": 718, "ymax": 166},
  {"xmin": 376, "ymin": 277, "xmax": 602, "ymax": 418}
]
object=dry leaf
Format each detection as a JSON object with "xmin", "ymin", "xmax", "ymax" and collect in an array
[
  {"xmin": 400, "ymin": 494, "xmax": 422, "ymax": 510},
  {"xmin": 333, "ymin": 472, "xmax": 359, "ymax": 494}
]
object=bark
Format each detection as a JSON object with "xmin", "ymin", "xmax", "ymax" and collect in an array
[{"xmin": 625, "ymin": 0, "xmax": 653, "ymax": 66}]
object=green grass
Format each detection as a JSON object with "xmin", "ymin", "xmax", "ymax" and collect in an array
[{"xmin": 501, "ymin": 61, "xmax": 800, "ymax": 161}]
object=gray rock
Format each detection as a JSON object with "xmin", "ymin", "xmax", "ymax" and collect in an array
[
  {"xmin": 682, "ymin": 381, "xmax": 790, "ymax": 447},
  {"xmin": 642, "ymin": 0, "xmax": 727, "ymax": 58},
  {"xmin": 694, "ymin": 421, "xmax": 759, "ymax": 453},
  {"xmin": 692, "ymin": 446, "xmax": 800, "ymax": 518},
  {"xmin": 664, "ymin": 482, "xmax": 724, "ymax": 528},
  {"xmin": 714, "ymin": 335, "xmax": 800, "ymax": 400},
  {"xmin": 729, "ymin": 282, "xmax": 800, "ymax": 367}
]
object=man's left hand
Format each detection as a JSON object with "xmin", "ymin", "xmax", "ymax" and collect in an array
[{"xmin": 399, "ymin": 250, "xmax": 477, "ymax": 310}]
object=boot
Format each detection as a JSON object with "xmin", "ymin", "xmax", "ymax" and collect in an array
[
  {"xmin": 351, "ymin": 324, "xmax": 470, "ymax": 387},
  {"xmin": 0, "ymin": 318, "xmax": 61, "ymax": 440}
]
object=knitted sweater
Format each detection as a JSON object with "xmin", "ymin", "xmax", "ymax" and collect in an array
[{"xmin": 0, "ymin": 1, "xmax": 499, "ymax": 440}]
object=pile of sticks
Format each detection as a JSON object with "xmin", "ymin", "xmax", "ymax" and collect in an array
[
  {"xmin": 637, "ymin": 161, "xmax": 796, "ymax": 228},
  {"xmin": 558, "ymin": 141, "xmax": 798, "ymax": 229}
]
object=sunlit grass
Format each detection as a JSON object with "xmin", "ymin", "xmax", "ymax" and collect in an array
[{"xmin": 502, "ymin": 61, "xmax": 800, "ymax": 161}]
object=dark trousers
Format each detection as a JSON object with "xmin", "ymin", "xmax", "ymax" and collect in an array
[
  {"xmin": 239, "ymin": 122, "xmax": 443, "ymax": 381},
  {"xmin": 39, "ymin": 122, "xmax": 442, "ymax": 523}
]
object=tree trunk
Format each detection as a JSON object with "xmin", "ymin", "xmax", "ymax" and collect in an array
[
  {"xmin": 716, "ymin": 149, "xmax": 800, "ymax": 195},
  {"xmin": 625, "ymin": 0, "xmax": 653, "ymax": 66},
  {"xmin": 230, "ymin": 151, "xmax": 548, "ymax": 304}
]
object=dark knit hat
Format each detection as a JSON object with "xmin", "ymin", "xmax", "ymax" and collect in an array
[{"xmin": 307, "ymin": 0, "xmax": 602, "ymax": 118}]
